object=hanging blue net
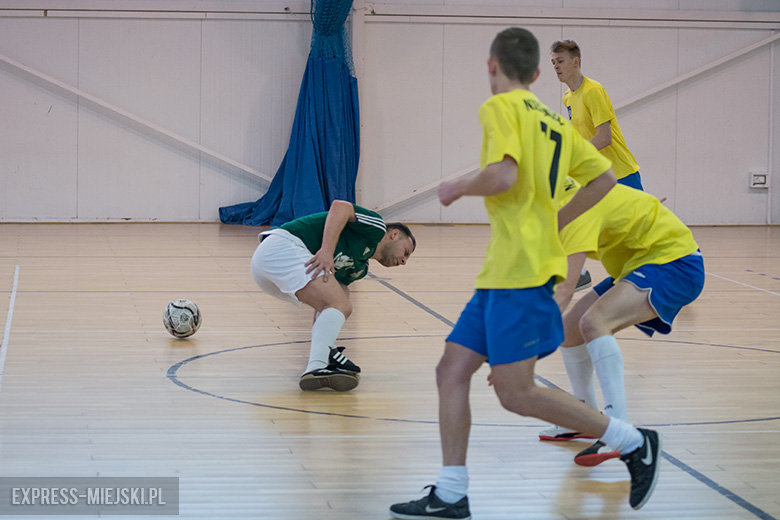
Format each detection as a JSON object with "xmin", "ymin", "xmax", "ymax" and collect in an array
[
  {"xmin": 311, "ymin": 0, "xmax": 355, "ymax": 74},
  {"xmin": 219, "ymin": 0, "xmax": 359, "ymax": 226}
]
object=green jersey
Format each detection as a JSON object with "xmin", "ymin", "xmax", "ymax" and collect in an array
[{"xmin": 276, "ymin": 205, "xmax": 387, "ymax": 286}]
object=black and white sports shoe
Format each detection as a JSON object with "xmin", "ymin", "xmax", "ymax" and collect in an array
[
  {"xmin": 575, "ymin": 270, "xmax": 592, "ymax": 292},
  {"xmin": 390, "ymin": 486, "xmax": 471, "ymax": 520},
  {"xmin": 299, "ymin": 367, "xmax": 359, "ymax": 392},
  {"xmin": 328, "ymin": 346, "xmax": 361, "ymax": 373},
  {"xmin": 574, "ymin": 440, "xmax": 620, "ymax": 467},
  {"xmin": 620, "ymin": 428, "xmax": 662, "ymax": 510}
]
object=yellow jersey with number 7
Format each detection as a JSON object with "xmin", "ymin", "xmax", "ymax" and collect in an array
[{"xmin": 476, "ymin": 89, "xmax": 612, "ymax": 289}]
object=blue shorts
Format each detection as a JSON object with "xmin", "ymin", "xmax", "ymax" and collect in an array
[
  {"xmin": 617, "ymin": 171, "xmax": 644, "ymax": 191},
  {"xmin": 447, "ymin": 280, "xmax": 563, "ymax": 365},
  {"xmin": 593, "ymin": 251, "xmax": 705, "ymax": 336}
]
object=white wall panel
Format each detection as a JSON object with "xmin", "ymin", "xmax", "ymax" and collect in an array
[
  {"xmin": 676, "ymin": 32, "xmax": 771, "ymax": 224},
  {"xmin": 618, "ymin": 93, "xmax": 678, "ymax": 207},
  {"xmin": 438, "ymin": 23, "xmax": 564, "ymax": 223},
  {"xmin": 772, "ymin": 39, "xmax": 780, "ymax": 225},
  {"xmin": 680, "ymin": 0, "xmax": 780, "ymax": 11},
  {"xmin": 0, "ymin": 18, "xmax": 79, "ymax": 219},
  {"xmin": 439, "ymin": 24, "xmax": 495, "ymax": 224},
  {"xmin": 77, "ymin": 19, "xmax": 202, "ymax": 219},
  {"xmin": 1, "ymin": 5, "xmax": 778, "ymax": 224},
  {"xmin": 359, "ymin": 23, "xmax": 444, "ymax": 222},
  {"xmin": 199, "ymin": 18, "xmax": 310, "ymax": 220}
]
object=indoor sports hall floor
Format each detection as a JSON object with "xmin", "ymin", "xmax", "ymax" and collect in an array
[{"xmin": 0, "ymin": 223, "xmax": 778, "ymax": 520}]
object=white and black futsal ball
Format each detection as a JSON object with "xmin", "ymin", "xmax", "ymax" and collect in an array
[{"xmin": 163, "ymin": 299, "xmax": 202, "ymax": 338}]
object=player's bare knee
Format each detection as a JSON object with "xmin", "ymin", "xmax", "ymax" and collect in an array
[
  {"xmin": 435, "ymin": 357, "xmax": 469, "ymax": 390},
  {"xmin": 340, "ymin": 300, "xmax": 353, "ymax": 319},
  {"xmin": 578, "ymin": 312, "xmax": 601, "ymax": 342},
  {"xmin": 494, "ymin": 386, "xmax": 534, "ymax": 416}
]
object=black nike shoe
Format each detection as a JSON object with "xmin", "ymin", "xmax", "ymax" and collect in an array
[
  {"xmin": 620, "ymin": 428, "xmax": 662, "ymax": 510},
  {"xmin": 390, "ymin": 486, "xmax": 471, "ymax": 519}
]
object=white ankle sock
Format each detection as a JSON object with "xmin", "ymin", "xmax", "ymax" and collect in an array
[
  {"xmin": 305, "ymin": 308, "xmax": 345, "ymax": 374},
  {"xmin": 560, "ymin": 344, "xmax": 598, "ymax": 409},
  {"xmin": 587, "ymin": 335, "xmax": 628, "ymax": 421},
  {"xmin": 434, "ymin": 466, "xmax": 468, "ymax": 503},
  {"xmin": 600, "ymin": 417, "xmax": 643, "ymax": 454}
]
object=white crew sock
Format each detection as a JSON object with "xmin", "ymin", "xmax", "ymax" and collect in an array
[
  {"xmin": 587, "ymin": 335, "xmax": 628, "ymax": 421},
  {"xmin": 305, "ymin": 308, "xmax": 345, "ymax": 374},
  {"xmin": 581, "ymin": 266, "xmax": 588, "ymax": 276},
  {"xmin": 434, "ymin": 466, "xmax": 468, "ymax": 503},
  {"xmin": 560, "ymin": 344, "xmax": 598, "ymax": 409},
  {"xmin": 600, "ymin": 417, "xmax": 643, "ymax": 455}
]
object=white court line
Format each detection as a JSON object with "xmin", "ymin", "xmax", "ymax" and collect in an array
[
  {"xmin": 706, "ymin": 271, "xmax": 780, "ymax": 297},
  {"xmin": 0, "ymin": 265, "xmax": 20, "ymax": 392}
]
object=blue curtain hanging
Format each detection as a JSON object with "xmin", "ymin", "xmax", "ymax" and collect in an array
[{"xmin": 219, "ymin": 0, "xmax": 359, "ymax": 226}]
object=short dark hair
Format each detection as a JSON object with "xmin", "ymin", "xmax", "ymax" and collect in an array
[
  {"xmin": 489, "ymin": 27, "xmax": 540, "ymax": 84},
  {"xmin": 387, "ymin": 222, "xmax": 416, "ymax": 251},
  {"xmin": 550, "ymin": 40, "xmax": 581, "ymax": 64}
]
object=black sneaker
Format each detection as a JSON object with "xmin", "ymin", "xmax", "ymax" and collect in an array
[
  {"xmin": 328, "ymin": 346, "xmax": 361, "ymax": 373},
  {"xmin": 299, "ymin": 367, "xmax": 359, "ymax": 392},
  {"xmin": 574, "ymin": 440, "xmax": 620, "ymax": 467},
  {"xmin": 575, "ymin": 270, "xmax": 592, "ymax": 292},
  {"xmin": 390, "ymin": 486, "xmax": 471, "ymax": 520},
  {"xmin": 620, "ymin": 428, "xmax": 662, "ymax": 510}
]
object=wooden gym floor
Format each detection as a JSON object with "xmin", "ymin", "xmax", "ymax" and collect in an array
[{"xmin": 0, "ymin": 223, "xmax": 778, "ymax": 519}]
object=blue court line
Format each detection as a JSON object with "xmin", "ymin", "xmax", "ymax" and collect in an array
[
  {"xmin": 368, "ymin": 274, "xmax": 455, "ymax": 327},
  {"xmin": 662, "ymin": 452, "xmax": 777, "ymax": 520}
]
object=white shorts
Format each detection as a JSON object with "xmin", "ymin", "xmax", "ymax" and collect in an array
[{"xmin": 250, "ymin": 229, "xmax": 321, "ymax": 307}]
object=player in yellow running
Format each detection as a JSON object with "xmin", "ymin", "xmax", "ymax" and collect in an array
[
  {"xmin": 550, "ymin": 39, "xmax": 647, "ymax": 297},
  {"xmin": 550, "ymin": 40, "xmax": 643, "ymax": 191},
  {"xmin": 544, "ymin": 178, "xmax": 704, "ymax": 467},
  {"xmin": 390, "ymin": 28, "xmax": 661, "ymax": 520}
]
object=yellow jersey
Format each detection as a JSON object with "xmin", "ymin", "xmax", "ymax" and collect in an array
[
  {"xmin": 560, "ymin": 180, "xmax": 699, "ymax": 281},
  {"xmin": 476, "ymin": 89, "xmax": 612, "ymax": 289},
  {"xmin": 563, "ymin": 77, "xmax": 639, "ymax": 180}
]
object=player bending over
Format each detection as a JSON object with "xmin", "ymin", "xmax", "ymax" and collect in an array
[
  {"xmin": 539, "ymin": 178, "xmax": 704, "ymax": 466},
  {"xmin": 251, "ymin": 200, "xmax": 415, "ymax": 391}
]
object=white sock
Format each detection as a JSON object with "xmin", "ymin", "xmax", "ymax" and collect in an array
[
  {"xmin": 600, "ymin": 417, "xmax": 643, "ymax": 454},
  {"xmin": 560, "ymin": 344, "xmax": 598, "ymax": 409},
  {"xmin": 587, "ymin": 335, "xmax": 628, "ymax": 421},
  {"xmin": 581, "ymin": 266, "xmax": 588, "ymax": 276},
  {"xmin": 305, "ymin": 308, "xmax": 345, "ymax": 374},
  {"xmin": 434, "ymin": 466, "xmax": 468, "ymax": 503}
]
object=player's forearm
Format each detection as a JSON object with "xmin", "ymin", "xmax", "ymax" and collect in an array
[
  {"xmin": 320, "ymin": 200, "xmax": 356, "ymax": 254},
  {"xmin": 558, "ymin": 169, "xmax": 616, "ymax": 230},
  {"xmin": 461, "ymin": 159, "xmax": 517, "ymax": 197},
  {"xmin": 554, "ymin": 253, "xmax": 587, "ymax": 312},
  {"xmin": 554, "ymin": 285, "xmax": 575, "ymax": 313},
  {"xmin": 589, "ymin": 122, "xmax": 612, "ymax": 150}
]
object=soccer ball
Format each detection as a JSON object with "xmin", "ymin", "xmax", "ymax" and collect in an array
[{"xmin": 163, "ymin": 299, "xmax": 202, "ymax": 338}]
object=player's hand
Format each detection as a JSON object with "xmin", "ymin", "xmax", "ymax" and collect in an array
[
  {"xmin": 305, "ymin": 249, "xmax": 335, "ymax": 282},
  {"xmin": 487, "ymin": 371, "xmax": 494, "ymax": 387},
  {"xmin": 439, "ymin": 180, "xmax": 462, "ymax": 207}
]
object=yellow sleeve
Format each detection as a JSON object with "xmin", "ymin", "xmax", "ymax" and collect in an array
[
  {"xmin": 560, "ymin": 209, "xmax": 600, "ymax": 256},
  {"xmin": 584, "ymin": 85, "xmax": 615, "ymax": 128},
  {"xmin": 479, "ymin": 97, "xmax": 523, "ymax": 166}
]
